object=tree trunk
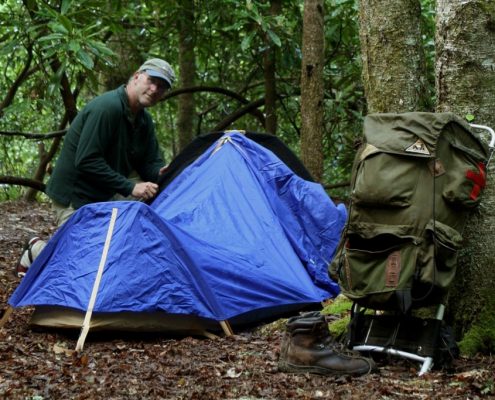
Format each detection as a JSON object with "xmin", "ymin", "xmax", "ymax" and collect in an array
[
  {"xmin": 177, "ymin": 0, "xmax": 197, "ymax": 152},
  {"xmin": 263, "ymin": 0, "xmax": 281, "ymax": 135},
  {"xmin": 359, "ymin": 0, "xmax": 429, "ymax": 113},
  {"xmin": 300, "ymin": 0, "xmax": 325, "ymax": 182},
  {"xmin": 435, "ymin": 0, "xmax": 495, "ymax": 353}
]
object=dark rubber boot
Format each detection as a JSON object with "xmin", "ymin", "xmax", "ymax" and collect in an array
[{"xmin": 278, "ymin": 311, "xmax": 375, "ymax": 376}]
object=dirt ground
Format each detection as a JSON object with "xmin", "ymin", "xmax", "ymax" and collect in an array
[{"xmin": 1, "ymin": 200, "xmax": 494, "ymax": 399}]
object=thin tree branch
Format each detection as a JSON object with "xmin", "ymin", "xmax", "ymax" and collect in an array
[
  {"xmin": 322, "ymin": 181, "xmax": 350, "ymax": 190},
  {"xmin": 0, "ymin": 176, "xmax": 45, "ymax": 192},
  {"xmin": 163, "ymin": 85, "xmax": 266, "ymax": 125},
  {"xmin": 0, "ymin": 44, "xmax": 36, "ymax": 114},
  {"xmin": 0, "ymin": 130, "xmax": 67, "ymax": 139},
  {"xmin": 212, "ymin": 98, "xmax": 266, "ymax": 132}
]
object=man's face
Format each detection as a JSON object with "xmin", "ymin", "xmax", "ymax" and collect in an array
[{"xmin": 132, "ymin": 71, "xmax": 169, "ymax": 108}]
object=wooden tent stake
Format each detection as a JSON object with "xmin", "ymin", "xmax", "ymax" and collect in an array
[
  {"xmin": 75, "ymin": 207, "xmax": 118, "ymax": 352},
  {"xmin": 0, "ymin": 306, "xmax": 14, "ymax": 328},
  {"xmin": 200, "ymin": 330, "xmax": 219, "ymax": 340},
  {"xmin": 219, "ymin": 320, "xmax": 234, "ymax": 336}
]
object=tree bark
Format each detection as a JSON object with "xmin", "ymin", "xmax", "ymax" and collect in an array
[
  {"xmin": 263, "ymin": 0, "xmax": 282, "ymax": 135},
  {"xmin": 359, "ymin": 0, "xmax": 429, "ymax": 113},
  {"xmin": 177, "ymin": 0, "xmax": 197, "ymax": 151},
  {"xmin": 435, "ymin": 0, "xmax": 495, "ymax": 349},
  {"xmin": 300, "ymin": 0, "xmax": 325, "ymax": 182}
]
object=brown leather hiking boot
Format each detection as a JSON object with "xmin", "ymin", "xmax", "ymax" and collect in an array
[{"xmin": 278, "ymin": 311, "xmax": 375, "ymax": 376}]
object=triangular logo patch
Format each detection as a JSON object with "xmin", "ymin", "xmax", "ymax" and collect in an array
[{"xmin": 405, "ymin": 139, "xmax": 430, "ymax": 155}]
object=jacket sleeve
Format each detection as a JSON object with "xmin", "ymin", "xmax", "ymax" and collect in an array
[{"xmin": 133, "ymin": 115, "xmax": 164, "ymax": 183}]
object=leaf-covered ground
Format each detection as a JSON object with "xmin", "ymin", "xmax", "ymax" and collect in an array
[{"xmin": 1, "ymin": 200, "xmax": 494, "ymax": 399}]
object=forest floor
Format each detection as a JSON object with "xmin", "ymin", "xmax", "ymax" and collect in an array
[{"xmin": 0, "ymin": 200, "xmax": 494, "ymax": 399}]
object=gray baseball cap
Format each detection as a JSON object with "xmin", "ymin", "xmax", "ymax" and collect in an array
[{"xmin": 138, "ymin": 58, "xmax": 176, "ymax": 88}]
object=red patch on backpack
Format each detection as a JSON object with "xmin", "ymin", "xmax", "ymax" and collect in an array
[{"xmin": 466, "ymin": 162, "xmax": 486, "ymax": 201}]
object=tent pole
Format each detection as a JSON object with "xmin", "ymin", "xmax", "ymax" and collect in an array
[
  {"xmin": 75, "ymin": 207, "xmax": 118, "ymax": 353},
  {"xmin": 220, "ymin": 320, "xmax": 234, "ymax": 336},
  {"xmin": 0, "ymin": 306, "xmax": 13, "ymax": 328}
]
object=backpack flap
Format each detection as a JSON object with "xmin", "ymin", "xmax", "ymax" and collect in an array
[
  {"xmin": 349, "ymin": 140, "xmax": 434, "ymax": 235},
  {"xmin": 352, "ymin": 143, "xmax": 431, "ymax": 209}
]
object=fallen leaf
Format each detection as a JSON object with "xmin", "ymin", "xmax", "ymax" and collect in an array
[{"xmin": 53, "ymin": 343, "xmax": 75, "ymax": 357}]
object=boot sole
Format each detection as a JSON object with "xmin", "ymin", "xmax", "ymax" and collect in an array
[{"xmin": 278, "ymin": 361, "xmax": 373, "ymax": 376}]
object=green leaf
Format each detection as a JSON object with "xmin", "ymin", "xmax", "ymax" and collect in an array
[
  {"xmin": 38, "ymin": 33, "xmax": 65, "ymax": 42},
  {"xmin": 61, "ymin": 0, "xmax": 72, "ymax": 15},
  {"xmin": 48, "ymin": 22, "xmax": 68, "ymax": 35},
  {"xmin": 466, "ymin": 114, "xmax": 475, "ymax": 122},
  {"xmin": 247, "ymin": 4, "xmax": 263, "ymax": 26},
  {"xmin": 241, "ymin": 32, "xmax": 254, "ymax": 52},
  {"xmin": 267, "ymin": 29, "xmax": 281, "ymax": 47},
  {"xmin": 87, "ymin": 40, "xmax": 115, "ymax": 57},
  {"xmin": 222, "ymin": 21, "xmax": 244, "ymax": 32},
  {"xmin": 0, "ymin": 41, "xmax": 16, "ymax": 56},
  {"xmin": 58, "ymin": 14, "xmax": 73, "ymax": 33},
  {"xmin": 47, "ymin": 82, "xmax": 58, "ymax": 97},
  {"xmin": 68, "ymin": 40, "xmax": 81, "ymax": 52},
  {"xmin": 77, "ymin": 49, "xmax": 94, "ymax": 69},
  {"xmin": 41, "ymin": 46, "xmax": 59, "ymax": 58}
]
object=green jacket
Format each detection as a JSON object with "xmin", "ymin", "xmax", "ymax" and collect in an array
[{"xmin": 46, "ymin": 85, "xmax": 164, "ymax": 209}]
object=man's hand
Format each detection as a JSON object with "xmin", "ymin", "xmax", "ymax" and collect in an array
[{"xmin": 132, "ymin": 182, "xmax": 158, "ymax": 201}]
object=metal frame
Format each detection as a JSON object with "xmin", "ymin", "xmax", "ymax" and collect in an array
[{"xmin": 351, "ymin": 304, "xmax": 445, "ymax": 376}]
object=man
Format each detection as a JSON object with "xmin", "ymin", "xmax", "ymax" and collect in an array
[{"xmin": 15, "ymin": 58, "xmax": 175, "ymax": 277}]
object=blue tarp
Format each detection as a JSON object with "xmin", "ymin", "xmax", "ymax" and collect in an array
[{"xmin": 9, "ymin": 132, "xmax": 346, "ymax": 323}]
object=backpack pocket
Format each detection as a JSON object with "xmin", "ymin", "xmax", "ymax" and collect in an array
[
  {"xmin": 441, "ymin": 142, "xmax": 487, "ymax": 208},
  {"xmin": 336, "ymin": 234, "xmax": 420, "ymax": 312},
  {"xmin": 417, "ymin": 220, "xmax": 463, "ymax": 290}
]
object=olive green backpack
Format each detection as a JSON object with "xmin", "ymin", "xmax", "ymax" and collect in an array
[{"xmin": 329, "ymin": 112, "xmax": 491, "ymax": 313}]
